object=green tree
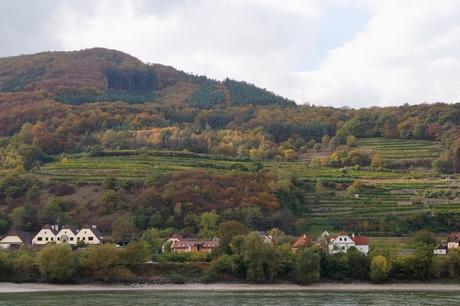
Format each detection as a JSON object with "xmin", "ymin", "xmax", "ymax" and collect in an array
[
  {"xmin": 80, "ymin": 244, "xmax": 130, "ymax": 282},
  {"xmin": 369, "ymin": 255, "xmax": 390, "ymax": 283},
  {"xmin": 37, "ymin": 199, "xmax": 70, "ymax": 225},
  {"xmin": 347, "ymin": 247, "xmax": 370, "ymax": 280},
  {"xmin": 10, "ymin": 206, "xmax": 29, "ymax": 230},
  {"xmin": 199, "ymin": 210, "xmax": 218, "ymax": 238},
  {"xmin": 295, "ymin": 248, "xmax": 320, "ymax": 285},
  {"xmin": 11, "ymin": 249, "xmax": 38, "ymax": 281},
  {"xmin": 446, "ymin": 249, "xmax": 460, "ymax": 278},
  {"xmin": 36, "ymin": 244, "xmax": 78, "ymax": 283},
  {"xmin": 122, "ymin": 240, "xmax": 150, "ymax": 271},
  {"xmin": 243, "ymin": 232, "xmax": 267, "ymax": 283},
  {"xmin": 141, "ymin": 228, "xmax": 164, "ymax": 255},
  {"xmin": 218, "ymin": 220, "xmax": 248, "ymax": 254},
  {"xmin": 0, "ymin": 250, "xmax": 13, "ymax": 281},
  {"xmin": 411, "ymin": 230, "xmax": 437, "ymax": 247},
  {"xmin": 112, "ymin": 215, "xmax": 137, "ymax": 245}
]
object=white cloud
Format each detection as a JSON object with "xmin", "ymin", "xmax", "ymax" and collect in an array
[
  {"xmin": 299, "ymin": 0, "xmax": 460, "ymax": 107},
  {"xmin": 3, "ymin": 0, "xmax": 460, "ymax": 107}
]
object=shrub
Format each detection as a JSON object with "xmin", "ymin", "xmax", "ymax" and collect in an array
[
  {"xmin": 36, "ymin": 244, "xmax": 79, "ymax": 283},
  {"xmin": 80, "ymin": 244, "xmax": 131, "ymax": 282},
  {"xmin": 295, "ymin": 248, "xmax": 320, "ymax": 285},
  {"xmin": 370, "ymin": 255, "xmax": 390, "ymax": 283},
  {"xmin": 169, "ymin": 273, "xmax": 186, "ymax": 284}
]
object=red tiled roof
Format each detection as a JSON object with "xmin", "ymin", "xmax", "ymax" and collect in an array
[
  {"xmin": 328, "ymin": 232, "xmax": 368, "ymax": 245},
  {"xmin": 447, "ymin": 232, "xmax": 460, "ymax": 242},
  {"xmin": 351, "ymin": 236, "xmax": 368, "ymax": 245},
  {"xmin": 292, "ymin": 234, "xmax": 310, "ymax": 248}
]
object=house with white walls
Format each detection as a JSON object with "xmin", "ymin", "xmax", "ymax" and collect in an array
[
  {"xmin": 32, "ymin": 224, "xmax": 103, "ymax": 246},
  {"xmin": 328, "ymin": 232, "xmax": 369, "ymax": 255},
  {"xmin": 56, "ymin": 225, "xmax": 78, "ymax": 245},
  {"xmin": 0, "ymin": 230, "xmax": 33, "ymax": 249},
  {"xmin": 75, "ymin": 225, "xmax": 104, "ymax": 244},
  {"xmin": 32, "ymin": 225, "xmax": 59, "ymax": 245}
]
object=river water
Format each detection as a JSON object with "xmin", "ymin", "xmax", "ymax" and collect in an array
[{"xmin": 0, "ymin": 290, "xmax": 458, "ymax": 305}]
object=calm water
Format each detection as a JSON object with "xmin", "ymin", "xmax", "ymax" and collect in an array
[{"xmin": 0, "ymin": 291, "xmax": 459, "ymax": 306}]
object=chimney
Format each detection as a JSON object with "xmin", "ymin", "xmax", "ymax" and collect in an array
[
  {"xmin": 92, "ymin": 225, "xmax": 97, "ymax": 229},
  {"xmin": 352, "ymin": 233, "xmax": 355, "ymax": 238}
]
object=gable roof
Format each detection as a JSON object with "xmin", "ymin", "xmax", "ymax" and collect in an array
[
  {"xmin": 58, "ymin": 225, "xmax": 78, "ymax": 235},
  {"xmin": 0, "ymin": 230, "xmax": 34, "ymax": 244},
  {"xmin": 42, "ymin": 224, "xmax": 59, "ymax": 235},
  {"xmin": 351, "ymin": 236, "xmax": 368, "ymax": 245},
  {"xmin": 171, "ymin": 237, "xmax": 219, "ymax": 249},
  {"xmin": 292, "ymin": 234, "xmax": 310, "ymax": 248},
  {"xmin": 447, "ymin": 232, "xmax": 460, "ymax": 242},
  {"xmin": 79, "ymin": 225, "xmax": 104, "ymax": 240},
  {"xmin": 328, "ymin": 232, "xmax": 368, "ymax": 245}
]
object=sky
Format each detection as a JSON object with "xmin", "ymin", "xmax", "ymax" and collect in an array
[{"xmin": 1, "ymin": 0, "xmax": 460, "ymax": 107}]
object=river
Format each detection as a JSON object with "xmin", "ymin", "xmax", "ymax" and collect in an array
[{"xmin": 0, "ymin": 290, "xmax": 458, "ymax": 305}]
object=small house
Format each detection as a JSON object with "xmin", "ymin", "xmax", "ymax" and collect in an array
[
  {"xmin": 0, "ymin": 230, "xmax": 33, "ymax": 249},
  {"xmin": 434, "ymin": 243, "xmax": 447, "ymax": 255},
  {"xmin": 447, "ymin": 232, "xmax": 460, "ymax": 250},
  {"xmin": 328, "ymin": 232, "xmax": 369, "ymax": 255},
  {"xmin": 56, "ymin": 225, "xmax": 78, "ymax": 245},
  {"xmin": 164, "ymin": 234, "xmax": 219, "ymax": 253},
  {"xmin": 75, "ymin": 225, "xmax": 103, "ymax": 244},
  {"xmin": 32, "ymin": 225, "xmax": 59, "ymax": 245}
]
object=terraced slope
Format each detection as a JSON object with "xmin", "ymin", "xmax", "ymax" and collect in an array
[{"xmin": 358, "ymin": 138, "xmax": 442, "ymax": 160}]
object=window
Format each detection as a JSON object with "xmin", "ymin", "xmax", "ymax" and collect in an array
[
  {"xmin": 339, "ymin": 238, "xmax": 342, "ymax": 241},
  {"xmin": 37, "ymin": 237, "xmax": 43, "ymax": 241},
  {"xmin": 51, "ymin": 237, "xmax": 54, "ymax": 241},
  {"xmin": 46, "ymin": 237, "xmax": 49, "ymax": 241},
  {"xmin": 82, "ymin": 237, "xmax": 85, "ymax": 240},
  {"xmin": 70, "ymin": 237, "xmax": 74, "ymax": 241},
  {"xmin": 344, "ymin": 237, "xmax": 347, "ymax": 241},
  {"xmin": 57, "ymin": 237, "xmax": 60, "ymax": 241},
  {"xmin": 88, "ymin": 237, "xmax": 94, "ymax": 241}
]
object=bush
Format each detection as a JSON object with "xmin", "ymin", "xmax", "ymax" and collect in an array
[
  {"xmin": 370, "ymin": 255, "xmax": 390, "ymax": 283},
  {"xmin": 36, "ymin": 244, "xmax": 79, "ymax": 283},
  {"xmin": 169, "ymin": 273, "xmax": 186, "ymax": 284},
  {"xmin": 295, "ymin": 248, "xmax": 320, "ymax": 285},
  {"xmin": 80, "ymin": 244, "xmax": 131, "ymax": 282}
]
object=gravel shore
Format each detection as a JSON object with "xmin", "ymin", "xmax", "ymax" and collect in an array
[{"xmin": 1, "ymin": 282, "xmax": 460, "ymax": 293}]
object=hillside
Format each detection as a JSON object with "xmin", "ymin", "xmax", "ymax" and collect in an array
[
  {"xmin": 0, "ymin": 48, "xmax": 295, "ymax": 107},
  {"xmin": 1, "ymin": 48, "xmax": 460, "ymax": 240}
]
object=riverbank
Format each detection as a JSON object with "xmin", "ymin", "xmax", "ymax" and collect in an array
[{"xmin": 2, "ymin": 282, "xmax": 460, "ymax": 293}]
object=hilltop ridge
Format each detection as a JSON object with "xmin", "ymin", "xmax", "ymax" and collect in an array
[{"xmin": 0, "ymin": 48, "xmax": 295, "ymax": 107}]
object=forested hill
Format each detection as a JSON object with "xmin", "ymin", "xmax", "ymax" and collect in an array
[
  {"xmin": 2, "ymin": 48, "xmax": 460, "ymax": 240},
  {"xmin": 0, "ymin": 48, "xmax": 295, "ymax": 107}
]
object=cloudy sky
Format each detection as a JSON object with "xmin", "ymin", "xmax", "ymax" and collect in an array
[{"xmin": 1, "ymin": 0, "xmax": 460, "ymax": 107}]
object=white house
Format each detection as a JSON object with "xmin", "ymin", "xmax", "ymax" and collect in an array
[
  {"xmin": 56, "ymin": 225, "xmax": 78, "ymax": 245},
  {"xmin": 0, "ymin": 230, "xmax": 33, "ymax": 249},
  {"xmin": 75, "ymin": 225, "xmax": 103, "ymax": 244},
  {"xmin": 434, "ymin": 243, "xmax": 447, "ymax": 255},
  {"xmin": 447, "ymin": 232, "xmax": 460, "ymax": 250},
  {"xmin": 32, "ymin": 225, "xmax": 59, "ymax": 245},
  {"xmin": 328, "ymin": 232, "xmax": 369, "ymax": 255}
]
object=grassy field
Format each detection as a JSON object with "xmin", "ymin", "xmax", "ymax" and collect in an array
[{"xmin": 358, "ymin": 138, "xmax": 442, "ymax": 160}]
